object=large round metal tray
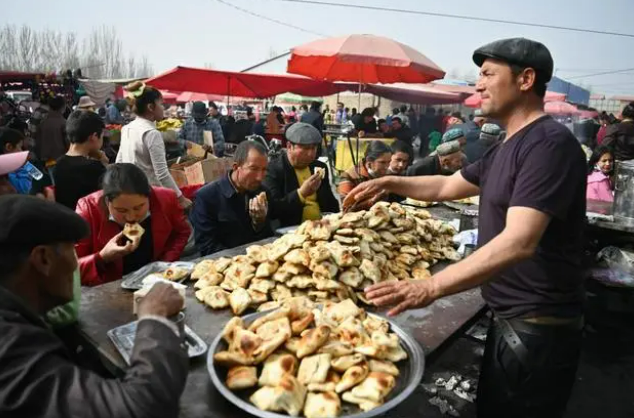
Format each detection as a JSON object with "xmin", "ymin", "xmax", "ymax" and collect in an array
[{"xmin": 207, "ymin": 309, "xmax": 425, "ymax": 418}]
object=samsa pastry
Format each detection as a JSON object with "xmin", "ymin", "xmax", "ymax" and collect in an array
[
  {"xmin": 226, "ymin": 366, "xmax": 258, "ymax": 390},
  {"xmin": 335, "ymin": 363, "xmax": 369, "ymax": 394},
  {"xmin": 368, "ymin": 359, "xmax": 400, "ymax": 376},
  {"xmin": 247, "ymin": 289, "xmax": 268, "ymax": 305},
  {"xmin": 338, "ymin": 267, "xmax": 364, "ymax": 288},
  {"xmin": 310, "ymin": 260, "xmax": 338, "ymax": 280},
  {"xmin": 203, "ymin": 287, "xmax": 230, "ymax": 309},
  {"xmin": 246, "ymin": 245, "xmax": 269, "ymax": 263},
  {"xmin": 255, "ymin": 261, "xmax": 279, "ymax": 278},
  {"xmin": 213, "ymin": 257, "xmax": 233, "ymax": 273},
  {"xmin": 250, "ymin": 374, "xmax": 307, "ymax": 417},
  {"xmin": 341, "ymin": 392, "xmax": 383, "ymax": 412},
  {"xmin": 296, "ymin": 325, "xmax": 331, "ymax": 358},
  {"xmin": 297, "ymin": 353, "xmax": 332, "ymax": 384},
  {"xmin": 307, "ymin": 370, "xmax": 340, "ymax": 392},
  {"xmin": 123, "ymin": 222, "xmax": 145, "ymax": 242},
  {"xmin": 350, "ymin": 372, "xmax": 396, "ymax": 402},
  {"xmin": 284, "ymin": 249, "xmax": 311, "ymax": 267},
  {"xmin": 306, "ymin": 220, "xmax": 332, "ymax": 241},
  {"xmin": 221, "ymin": 316, "xmax": 245, "ymax": 343},
  {"xmin": 259, "ymin": 353, "xmax": 299, "ymax": 386},
  {"xmin": 331, "ymin": 353, "xmax": 365, "ymax": 373},
  {"xmin": 229, "ymin": 288, "xmax": 252, "ymax": 316},
  {"xmin": 359, "ymin": 259, "xmax": 382, "ymax": 284},
  {"xmin": 307, "ymin": 244, "xmax": 331, "ymax": 263},
  {"xmin": 163, "ymin": 266, "xmax": 189, "ymax": 281},
  {"xmin": 191, "ymin": 259, "xmax": 215, "ymax": 280},
  {"xmin": 249, "ymin": 277, "xmax": 276, "ymax": 294},
  {"xmin": 304, "ymin": 392, "xmax": 341, "ymax": 418}
]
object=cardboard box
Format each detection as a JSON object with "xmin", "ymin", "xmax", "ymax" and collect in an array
[{"xmin": 169, "ymin": 156, "xmax": 233, "ymax": 187}]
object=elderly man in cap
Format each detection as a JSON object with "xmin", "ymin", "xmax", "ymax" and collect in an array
[
  {"xmin": 178, "ymin": 101, "xmax": 226, "ymax": 157},
  {"xmin": 0, "ymin": 195, "xmax": 189, "ymax": 417},
  {"xmin": 264, "ymin": 122, "xmax": 339, "ymax": 227},
  {"xmin": 345, "ymin": 38, "xmax": 586, "ymax": 418},
  {"xmin": 407, "ymin": 140, "xmax": 464, "ymax": 176},
  {"xmin": 463, "ymin": 123, "xmax": 502, "ymax": 163}
]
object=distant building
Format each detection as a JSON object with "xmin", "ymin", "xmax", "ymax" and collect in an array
[{"xmin": 589, "ymin": 94, "xmax": 632, "ymax": 114}]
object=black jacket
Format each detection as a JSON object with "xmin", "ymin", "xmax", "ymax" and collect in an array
[
  {"xmin": 391, "ymin": 126, "xmax": 414, "ymax": 145},
  {"xmin": 264, "ymin": 152, "xmax": 340, "ymax": 227},
  {"xmin": 603, "ymin": 121, "xmax": 634, "ymax": 161},
  {"xmin": 300, "ymin": 110, "xmax": 324, "ymax": 134},
  {"xmin": 192, "ymin": 173, "xmax": 274, "ymax": 255},
  {"xmin": 0, "ymin": 286, "xmax": 188, "ymax": 418},
  {"xmin": 407, "ymin": 155, "xmax": 443, "ymax": 176}
]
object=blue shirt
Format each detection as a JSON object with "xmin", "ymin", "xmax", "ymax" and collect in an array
[
  {"xmin": 178, "ymin": 117, "xmax": 226, "ymax": 157},
  {"xmin": 8, "ymin": 166, "xmax": 32, "ymax": 194},
  {"xmin": 106, "ymin": 105, "xmax": 123, "ymax": 124},
  {"xmin": 191, "ymin": 173, "xmax": 272, "ymax": 255}
]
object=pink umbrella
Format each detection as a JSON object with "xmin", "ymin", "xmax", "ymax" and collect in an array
[
  {"xmin": 287, "ymin": 34, "xmax": 445, "ymax": 84},
  {"xmin": 464, "ymin": 90, "xmax": 568, "ymax": 108},
  {"xmin": 544, "ymin": 101, "xmax": 579, "ymax": 115}
]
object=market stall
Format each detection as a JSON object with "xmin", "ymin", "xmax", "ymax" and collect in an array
[{"xmin": 76, "ymin": 204, "xmax": 485, "ymax": 418}]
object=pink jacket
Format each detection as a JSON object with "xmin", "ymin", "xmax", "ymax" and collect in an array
[{"xmin": 586, "ymin": 171, "xmax": 614, "ymax": 202}]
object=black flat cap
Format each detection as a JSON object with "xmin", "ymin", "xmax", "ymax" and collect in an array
[
  {"xmin": 473, "ymin": 37, "xmax": 554, "ymax": 81},
  {"xmin": 0, "ymin": 195, "xmax": 89, "ymax": 249}
]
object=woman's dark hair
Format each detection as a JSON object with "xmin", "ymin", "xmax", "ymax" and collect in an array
[
  {"xmin": 588, "ymin": 145, "xmax": 613, "ymax": 175},
  {"xmin": 391, "ymin": 140, "xmax": 414, "ymax": 163},
  {"xmin": 0, "ymin": 127, "xmax": 25, "ymax": 154},
  {"xmin": 102, "ymin": 163, "xmax": 151, "ymax": 202},
  {"xmin": 124, "ymin": 81, "xmax": 162, "ymax": 116},
  {"xmin": 622, "ymin": 102, "xmax": 634, "ymax": 120},
  {"xmin": 364, "ymin": 140, "xmax": 392, "ymax": 162}
]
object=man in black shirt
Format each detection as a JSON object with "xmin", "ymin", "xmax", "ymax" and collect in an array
[
  {"xmin": 54, "ymin": 111, "xmax": 108, "ymax": 210},
  {"xmin": 389, "ymin": 116, "xmax": 413, "ymax": 145},
  {"xmin": 345, "ymin": 38, "xmax": 586, "ymax": 418},
  {"xmin": 300, "ymin": 101, "xmax": 324, "ymax": 135},
  {"xmin": 352, "ymin": 107, "xmax": 378, "ymax": 136}
]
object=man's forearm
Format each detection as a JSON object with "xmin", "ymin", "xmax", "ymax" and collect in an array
[
  {"xmin": 430, "ymin": 230, "xmax": 535, "ymax": 300},
  {"xmin": 384, "ymin": 175, "xmax": 475, "ymax": 202}
]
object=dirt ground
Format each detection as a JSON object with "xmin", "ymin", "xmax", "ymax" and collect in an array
[{"xmin": 414, "ymin": 286, "xmax": 634, "ymax": 418}]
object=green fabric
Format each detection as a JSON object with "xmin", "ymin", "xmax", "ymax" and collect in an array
[
  {"xmin": 45, "ymin": 269, "xmax": 81, "ymax": 328},
  {"xmin": 428, "ymin": 131, "xmax": 442, "ymax": 152}
]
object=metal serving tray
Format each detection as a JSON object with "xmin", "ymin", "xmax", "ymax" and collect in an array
[
  {"xmin": 207, "ymin": 309, "xmax": 425, "ymax": 418},
  {"xmin": 107, "ymin": 320, "xmax": 207, "ymax": 364},
  {"xmin": 120, "ymin": 261, "xmax": 195, "ymax": 290}
]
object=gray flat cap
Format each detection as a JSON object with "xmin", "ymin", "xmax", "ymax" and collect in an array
[
  {"xmin": 286, "ymin": 122, "xmax": 322, "ymax": 145},
  {"xmin": 473, "ymin": 37, "xmax": 554, "ymax": 82}
]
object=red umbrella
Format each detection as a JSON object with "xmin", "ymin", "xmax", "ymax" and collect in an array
[
  {"xmin": 287, "ymin": 34, "xmax": 445, "ymax": 84},
  {"xmin": 159, "ymin": 90, "xmax": 179, "ymax": 105},
  {"xmin": 544, "ymin": 101, "xmax": 579, "ymax": 115},
  {"xmin": 176, "ymin": 91, "xmax": 213, "ymax": 103}
]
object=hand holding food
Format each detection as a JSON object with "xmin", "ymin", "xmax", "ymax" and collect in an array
[
  {"xmin": 137, "ymin": 282, "xmax": 185, "ymax": 318},
  {"xmin": 99, "ymin": 231, "xmax": 141, "ymax": 263},
  {"xmin": 249, "ymin": 192, "xmax": 268, "ymax": 225},
  {"xmin": 342, "ymin": 179, "xmax": 388, "ymax": 212},
  {"xmin": 299, "ymin": 172, "xmax": 322, "ymax": 199}
]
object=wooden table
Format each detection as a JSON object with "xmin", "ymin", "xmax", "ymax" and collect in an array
[{"xmin": 79, "ymin": 246, "xmax": 485, "ymax": 417}]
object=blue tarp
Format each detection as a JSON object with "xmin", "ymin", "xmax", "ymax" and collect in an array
[{"xmin": 547, "ymin": 76, "xmax": 590, "ymax": 105}]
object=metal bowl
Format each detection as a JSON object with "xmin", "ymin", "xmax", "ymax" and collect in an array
[{"xmin": 207, "ymin": 309, "xmax": 425, "ymax": 418}]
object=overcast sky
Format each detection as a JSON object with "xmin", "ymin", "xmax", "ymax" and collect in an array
[{"xmin": 3, "ymin": 0, "xmax": 634, "ymax": 94}]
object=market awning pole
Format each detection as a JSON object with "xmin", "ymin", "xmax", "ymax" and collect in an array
[
  {"xmin": 226, "ymin": 76, "xmax": 230, "ymax": 108},
  {"xmin": 357, "ymin": 83, "xmax": 361, "ymax": 111}
]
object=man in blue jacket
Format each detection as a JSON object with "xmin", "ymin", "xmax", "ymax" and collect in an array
[{"xmin": 191, "ymin": 141, "xmax": 274, "ymax": 255}]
